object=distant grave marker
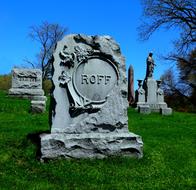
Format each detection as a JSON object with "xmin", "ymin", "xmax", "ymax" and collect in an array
[{"xmin": 9, "ymin": 68, "xmax": 46, "ymax": 113}]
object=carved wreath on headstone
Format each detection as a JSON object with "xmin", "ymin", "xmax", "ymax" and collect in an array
[{"xmin": 58, "ymin": 45, "xmax": 119, "ymax": 117}]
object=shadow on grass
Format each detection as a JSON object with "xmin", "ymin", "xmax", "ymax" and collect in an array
[{"xmin": 27, "ymin": 130, "xmax": 50, "ymax": 160}]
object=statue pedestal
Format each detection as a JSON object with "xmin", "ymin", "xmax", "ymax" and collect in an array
[
  {"xmin": 135, "ymin": 78, "xmax": 172, "ymax": 115},
  {"xmin": 146, "ymin": 78, "xmax": 157, "ymax": 104}
]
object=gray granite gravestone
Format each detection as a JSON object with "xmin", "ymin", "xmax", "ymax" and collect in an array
[
  {"xmin": 9, "ymin": 68, "xmax": 46, "ymax": 113},
  {"xmin": 40, "ymin": 34, "xmax": 143, "ymax": 160}
]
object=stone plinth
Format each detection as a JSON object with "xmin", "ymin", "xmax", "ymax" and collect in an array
[
  {"xmin": 146, "ymin": 78, "xmax": 157, "ymax": 104},
  {"xmin": 40, "ymin": 34, "xmax": 143, "ymax": 160},
  {"xmin": 135, "ymin": 78, "xmax": 172, "ymax": 115}
]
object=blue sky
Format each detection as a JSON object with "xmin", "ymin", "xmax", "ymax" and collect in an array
[{"xmin": 0, "ymin": 0, "xmax": 178, "ymax": 82}]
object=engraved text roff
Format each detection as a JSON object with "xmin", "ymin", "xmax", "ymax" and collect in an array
[{"xmin": 73, "ymin": 57, "xmax": 118, "ymax": 102}]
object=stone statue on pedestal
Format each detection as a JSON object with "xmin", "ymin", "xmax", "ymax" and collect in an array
[
  {"xmin": 135, "ymin": 53, "xmax": 172, "ymax": 115},
  {"xmin": 145, "ymin": 52, "xmax": 156, "ymax": 78}
]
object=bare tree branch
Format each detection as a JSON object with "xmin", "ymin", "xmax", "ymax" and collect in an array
[
  {"xmin": 28, "ymin": 21, "xmax": 68, "ymax": 79},
  {"xmin": 138, "ymin": 0, "xmax": 196, "ymax": 55},
  {"xmin": 23, "ymin": 58, "xmax": 36, "ymax": 68}
]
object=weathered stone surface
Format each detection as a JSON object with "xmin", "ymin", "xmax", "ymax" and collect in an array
[
  {"xmin": 41, "ymin": 133, "xmax": 143, "ymax": 159},
  {"xmin": 9, "ymin": 68, "xmax": 44, "ymax": 98},
  {"xmin": 40, "ymin": 34, "xmax": 143, "ymax": 160},
  {"xmin": 11, "ymin": 68, "xmax": 42, "ymax": 88},
  {"xmin": 31, "ymin": 100, "xmax": 46, "ymax": 113}
]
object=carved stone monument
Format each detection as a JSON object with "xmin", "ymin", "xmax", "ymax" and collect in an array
[
  {"xmin": 9, "ymin": 68, "xmax": 46, "ymax": 113},
  {"xmin": 135, "ymin": 53, "xmax": 172, "ymax": 115},
  {"xmin": 40, "ymin": 34, "xmax": 143, "ymax": 160}
]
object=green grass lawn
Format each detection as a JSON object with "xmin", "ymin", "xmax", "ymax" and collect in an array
[{"xmin": 0, "ymin": 90, "xmax": 195, "ymax": 190}]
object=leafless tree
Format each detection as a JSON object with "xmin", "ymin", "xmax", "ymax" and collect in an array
[
  {"xmin": 26, "ymin": 21, "xmax": 68, "ymax": 79},
  {"xmin": 138, "ymin": 0, "xmax": 196, "ymax": 55}
]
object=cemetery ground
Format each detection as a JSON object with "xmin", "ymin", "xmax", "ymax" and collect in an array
[{"xmin": 0, "ymin": 90, "xmax": 195, "ymax": 190}]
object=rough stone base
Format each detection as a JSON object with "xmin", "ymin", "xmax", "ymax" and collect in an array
[
  {"xmin": 40, "ymin": 132, "xmax": 143, "ymax": 160},
  {"xmin": 161, "ymin": 108, "xmax": 172, "ymax": 115}
]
